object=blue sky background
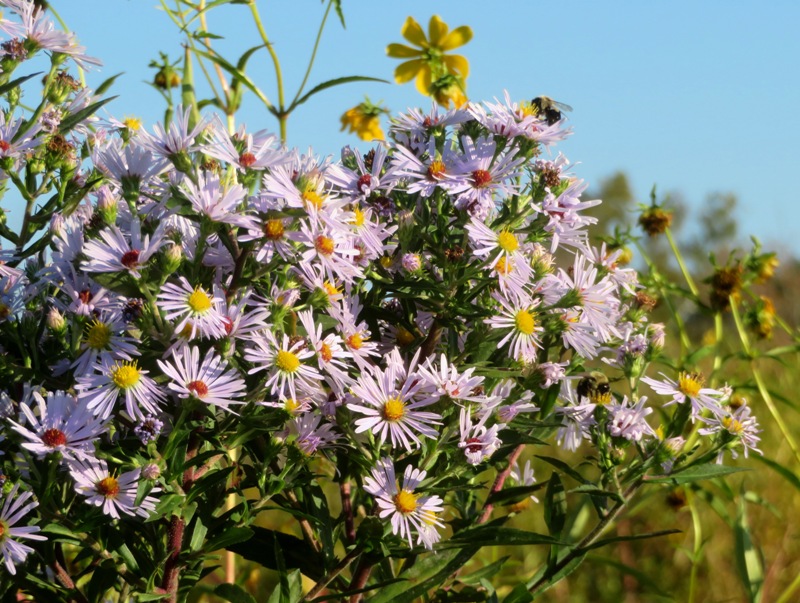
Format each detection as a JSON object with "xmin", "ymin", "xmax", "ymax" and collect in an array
[{"xmin": 45, "ymin": 1, "xmax": 800, "ymax": 255}]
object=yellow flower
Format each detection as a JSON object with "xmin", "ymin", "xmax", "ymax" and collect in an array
[
  {"xmin": 340, "ymin": 99, "xmax": 387, "ymax": 141},
  {"xmin": 387, "ymin": 15, "xmax": 472, "ymax": 101}
]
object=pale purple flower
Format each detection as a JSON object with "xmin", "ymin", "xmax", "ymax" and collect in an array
[
  {"xmin": 606, "ymin": 396, "xmax": 655, "ymax": 442},
  {"xmin": 458, "ymin": 408, "xmax": 504, "ymax": 465},
  {"xmin": 0, "ymin": 484, "xmax": 46, "ymax": 575},
  {"xmin": 158, "ymin": 346, "xmax": 247, "ymax": 412},
  {"xmin": 75, "ymin": 357, "xmax": 165, "ymax": 420},
  {"xmin": 363, "ymin": 457, "xmax": 444, "ymax": 550},
  {"xmin": 8, "ymin": 390, "xmax": 106, "ymax": 461},
  {"xmin": 70, "ymin": 460, "xmax": 158, "ymax": 519}
]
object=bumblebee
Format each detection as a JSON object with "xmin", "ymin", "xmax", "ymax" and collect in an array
[
  {"xmin": 576, "ymin": 371, "xmax": 611, "ymax": 404},
  {"xmin": 531, "ymin": 96, "xmax": 573, "ymax": 126}
]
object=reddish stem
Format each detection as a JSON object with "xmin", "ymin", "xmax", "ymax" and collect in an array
[{"xmin": 477, "ymin": 444, "xmax": 525, "ymax": 524}]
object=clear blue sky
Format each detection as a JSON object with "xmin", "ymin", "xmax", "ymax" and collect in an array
[{"xmin": 48, "ymin": 1, "xmax": 800, "ymax": 256}]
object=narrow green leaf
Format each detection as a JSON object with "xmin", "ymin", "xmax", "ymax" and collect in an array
[
  {"xmin": 544, "ymin": 473, "xmax": 566, "ymax": 537},
  {"xmin": 228, "ymin": 526, "xmax": 323, "ymax": 581},
  {"xmin": 584, "ymin": 529, "xmax": 681, "ymax": 551},
  {"xmin": 568, "ymin": 484, "xmax": 624, "ymax": 503},
  {"xmin": 458, "ymin": 555, "xmax": 510, "ymax": 586},
  {"xmin": 646, "ymin": 463, "xmax": 748, "ymax": 484},
  {"xmin": 442, "ymin": 526, "xmax": 561, "ymax": 549},
  {"xmin": 290, "ymin": 76, "xmax": 389, "ymax": 110},
  {"xmin": 206, "ymin": 526, "xmax": 253, "ymax": 551},
  {"xmin": 485, "ymin": 484, "xmax": 545, "ymax": 506},
  {"xmin": 752, "ymin": 455, "xmax": 800, "ymax": 493},
  {"xmin": 58, "ymin": 96, "xmax": 117, "ymax": 134},
  {"xmin": 535, "ymin": 456, "xmax": 590, "ymax": 485},
  {"xmin": 95, "ymin": 72, "xmax": 123, "ymax": 95},
  {"xmin": 193, "ymin": 47, "xmax": 272, "ymax": 109},
  {"xmin": 215, "ymin": 583, "xmax": 257, "ymax": 603},
  {"xmin": 502, "ymin": 583, "xmax": 533, "ymax": 603},
  {"xmin": 369, "ymin": 546, "xmax": 480, "ymax": 603},
  {"xmin": 735, "ymin": 497, "xmax": 764, "ymax": 603},
  {"xmin": 0, "ymin": 72, "xmax": 40, "ymax": 97},
  {"xmin": 189, "ymin": 517, "xmax": 209, "ymax": 552}
]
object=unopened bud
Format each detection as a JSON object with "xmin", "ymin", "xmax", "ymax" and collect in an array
[
  {"xmin": 46, "ymin": 307, "xmax": 66, "ymax": 333},
  {"xmin": 141, "ymin": 463, "xmax": 161, "ymax": 481}
]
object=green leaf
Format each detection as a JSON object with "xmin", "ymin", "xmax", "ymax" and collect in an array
[
  {"xmin": 290, "ymin": 76, "xmax": 389, "ymax": 110},
  {"xmin": 441, "ymin": 526, "xmax": 562, "ymax": 549},
  {"xmin": 189, "ymin": 517, "xmax": 209, "ymax": 552},
  {"xmin": 330, "ymin": 0, "xmax": 346, "ymax": 28},
  {"xmin": 752, "ymin": 455, "xmax": 800, "ymax": 493},
  {"xmin": 95, "ymin": 72, "xmax": 123, "ymax": 95},
  {"xmin": 0, "ymin": 72, "xmax": 41, "ymax": 97},
  {"xmin": 502, "ymin": 584, "xmax": 532, "ymax": 603},
  {"xmin": 58, "ymin": 96, "xmax": 117, "ymax": 134},
  {"xmin": 215, "ymin": 583, "xmax": 257, "ymax": 603},
  {"xmin": 527, "ymin": 553, "xmax": 587, "ymax": 596},
  {"xmin": 369, "ymin": 546, "xmax": 480, "ymax": 603},
  {"xmin": 568, "ymin": 484, "xmax": 624, "ymax": 503},
  {"xmin": 535, "ymin": 456, "xmax": 590, "ymax": 485},
  {"xmin": 228, "ymin": 526, "xmax": 323, "ymax": 581},
  {"xmin": 583, "ymin": 528, "xmax": 681, "ymax": 551},
  {"xmin": 734, "ymin": 497, "xmax": 764, "ymax": 603},
  {"xmin": 458, "ymin": 555, "xmax": 510, "ymax": 586},
  {"xmin": 137, "ymin": 594, "xmax": 169, "ymax": 601},
  {"xmin": 646, "ymin": 463, "xmax": 748, "ymax": 484},
  {"xmin": 41, "ymin": 523, "xmax": 81, "ymax": 545},
  {"xmin": 544, "ymin": 473, "xmax": 566, "ymax": 538},
  {"xmin": 206, "ymin": 526, "xmax": 253, "ymax": 551}
]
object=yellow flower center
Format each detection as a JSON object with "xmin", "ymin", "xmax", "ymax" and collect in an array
[
  {"xmin": 96, "ymin": 476, "xmax": 120, "ymax": 498},
  {"xmin": 179, "ymin": 322, "xmax": 195, "ymax": 339},
  {"xmin": 427, "ymin": 159, "xmax": 446, "ymax": 180},
  {"xmin": 497, "ymin": 230, "xmax": 518, "ymax": 253},
  {"xmin": 678, "ymin": 372, "xmax": 703, "ymax": 398},
  {"xmin": 420, "ymin": 510, "xmax": 439, "ymax": 525},
  {"xmin": 382, "ymin": 396, "xmax": 405, "ymax": 422},
  {"xmin": 494, "ymin": 257, "xmax": 512, "ymax": 275},
  {"xmin": 319, "ymin": 342, "xmax": 333, "ymax": 363},
  {"xmin": 111, "ymin": 362, "xmax": 141, "ymax": 390},
  {"xmin": 84, "ymin": 320, "xmax": 112, "ymax": 350},
  {"xmin": 0, "ymin": 303, "xmax": 10, "ymax": 320},
  {"xmin": 393, "ymin": 489, "xmax": 418, "ymax": 515},
  {"xmin": 284, "ymin": 398, "xmax": 300, "ymax": 413},
  {"xmin": 302, "ymin": 188, "xmax": 324, "ymax": 210},
  {"xmin": 722, "ymin": 417, "xmax": 744, "ymax": 435},
  {"xmin": 275, "ymin": 350, "xmax": 301, "ymax": 373},
  {"xmin": 122, "ymin": 116, "xmax": 141, "ymax": 131},
  {"xmin": 347, "ymin": 333, "xmax": 364, "ymax": 350},
  {"xmin": 351, "ymin": 206, "xmax": 366, "ymax": 227},
  {"xmin": 315, "ymin": 235, "xmax": 335, "ymax": 256},
  {"xmin": 323, "ymin": 281, "xmax": 340, "ymax": 298},
  {"xmin": 187, "ymin": 287, "xmax": 212, "ymax": 314},
  {"xmin": 514, "ymin": 310, "xmax": 536, "ymax": 335},
  {"xmin": 263, "ymin": 219, "xmax": 285, "ymax": 240}
]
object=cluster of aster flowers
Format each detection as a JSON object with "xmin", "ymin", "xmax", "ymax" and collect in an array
[{"xmin": 0, "ymin": 1, "xmax": 761, "ymax": 590}]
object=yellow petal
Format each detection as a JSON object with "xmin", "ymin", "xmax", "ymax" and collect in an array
[
  {"xmin": 386, "ymin": 43, "xmax": 423, "ymax": 58},
  {"xmin": 394, "ymin": 59, "xmax": 426, "ymax": 84},
  {"xmin": 415, "ymin": 67, "xmax": 434, "ymax": 97},
  {"xmin": 443, "ymin": 54, "xmax": 470, "ymax": 78},
  {"xmin": 401, "ymin": 16, "xmax": 427, "ymax": 48},
  {"xmin": 440, "ymin": 25, "xmax": 473, "ymax": 51},
  {"xmin": 427, "ymin": 15, "xmax": 450, "ymax": 47}
]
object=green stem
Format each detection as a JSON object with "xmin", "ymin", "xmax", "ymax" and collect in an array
[
  {"xmin": 290, "ymin": 0, "xmax": 333, "ymax": 107},
  {"xmin": 248, "ymin": 0, "xmax": 286, "ymax": 142},
  {"xmin": 776, "ymin": 571, "xmax": 800, "ymax": 603},
  {"xmin": 731, "ymin": 298, "xmax": 800, "ymax": 464},
  {"xmin": 665, "ymin": 227, "xmax": 700, "ymax": 298},
  {"xmin": 687, "ymin": 493, "xmax": 702, "ymax": 603},
  {"xmin": 711, "ymin": 311, "xmax": 723, "ymax": 383}
]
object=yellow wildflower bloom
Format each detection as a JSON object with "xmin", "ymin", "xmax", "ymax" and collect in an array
[
  {"xmin": 340, "ymin": 99, "xmax": 387, "ymax": 141},
  {"xmin": 387, "ymin": 15, "xmax": 472, "ymax": 100}
]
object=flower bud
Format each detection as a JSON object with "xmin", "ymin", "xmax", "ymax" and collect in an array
[
  {"xmin": 638, "ymin": 206, "xmax": 672, "ymax": 236},
  {"xmin": 160, "ymin": 243, "xmax": 183, "ymax": 275},
  {"xmin": 46, "ymin": 307, "xmax": 66, "ymax": 334},
  {"xmin": 141, "ymin": 463, "xmax": 161, "ymax": 481},
  {"xmin": 401, "ymin": 252, "xmax": 422, "ymax": 273}
]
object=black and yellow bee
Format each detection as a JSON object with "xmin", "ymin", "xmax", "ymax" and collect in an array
[
  {"xmin": 577, "ymin": 371, "xmax": 612, "ymax": 404},
  {"xmin": 531, "ymin": 96, "xmax": 573, "ymax": 126}
]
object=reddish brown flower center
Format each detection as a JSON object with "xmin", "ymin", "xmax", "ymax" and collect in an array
[
  {"xmin": 315, "ymin": 235, "xmax": 335, "ymax": 256},
  {"xmin": 96, "ymin": 476, "xmax": 120, "ymax": 498},
  {"xmin": 320, "ymin": 342, "xmax": 333, "ymax": 363},
  {"xmin": 0, "ymin": 140, "xmax": 10, "ymax": 153},
  {"xmin": 239, "ymin": 152, "xmax": 257, "ymax": 168},
  {"xmin": 465, "ymin": 437, "xmax": 483, "ymax": 453},
  {"xmin": 120, "ymin": 249, "xmax": 140, "ymax": 268},
  {"xmin": 42, "ymin": 428, "xmax": 67, "ymax": 448},
  {"xmin": 471, "ymin": 169, "xmax": 492, "ymax": 188},
  {"xmin": 78, "ymin": 288, "xmax": 93, "ymax": 304},
  {"xmin": 223, "ymin": 317, "xmax": 234, "ymax": 335},
  {"xmin": 357, "ymin": 174, "xmax": 373, "ymax": 190},
  {"xmin": 187, "ymin": 380, "xmax": 209, "ymax": 398}
]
